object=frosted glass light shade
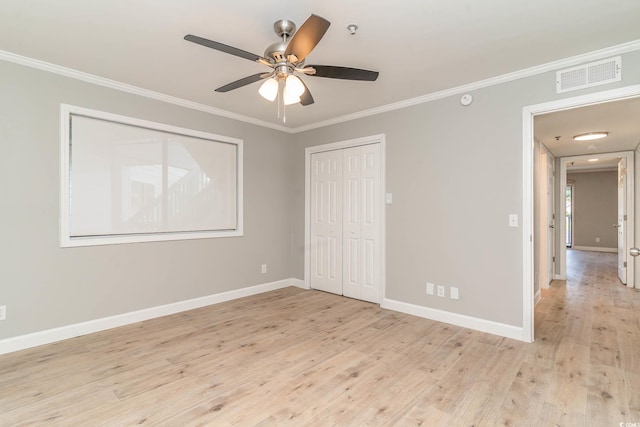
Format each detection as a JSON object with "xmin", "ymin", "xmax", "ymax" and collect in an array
[
  {"xmin": 258, "ymin": 78, "xmax": 278, "ymax": 101},
  {"xmin": 573, "ymin": 131, "xmax": 608, "ymax": 141},
  {"xmin": 283, "ymin": 92, "xmax": 301, "ymax": 105},
  {"xmin": 285, "ymin": 75, "xmax": 305, "ymax": 97},
  {"xmin": 283, "ymin": 75, "xmax": 304, "ymax": 105}
]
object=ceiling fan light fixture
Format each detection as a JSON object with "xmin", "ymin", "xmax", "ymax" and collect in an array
[
  {"xmin": 285, "ymin": 74, "xmax": 305, "ymax": 98},
  {"xmin": 258, "ymin": 78, "xmax": 278, "ymax": 101},
  {"xmin": 282, "ymin": 74, "xmax": 305, "ymax": 105},
  {"xmin": 573, "ymin": 131, "xmax": 608, "ymax": 141}
]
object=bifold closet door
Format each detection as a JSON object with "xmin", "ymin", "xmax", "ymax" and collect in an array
[
  {"xmin": 310, "ymin": 149, "xmax": 343, "ymax": 295},
  {"xmin": 342, "ymin": 144, "xmax": 381, "ymax": 303},
  {"xmin": 310, "ymin": 144, "xmax": 381, "ymax": 303}
]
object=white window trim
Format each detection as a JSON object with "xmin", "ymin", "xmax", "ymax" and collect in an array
[{"xmin": 59, "ymin": 104, "xmax": 243, "ymax": 247}]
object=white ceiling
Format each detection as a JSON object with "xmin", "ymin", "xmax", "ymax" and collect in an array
[
  {"xmin": 534, "ymin": 96, "xmax": 640, "ymax": 162},
  {"xmin": 1, "ymin": 1, "xmax": 640, "ymax": 129}
]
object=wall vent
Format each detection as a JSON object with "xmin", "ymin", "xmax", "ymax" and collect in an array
[{"xmin": 556, "ymin": 56, "xmax": 621, "ymax": 93}]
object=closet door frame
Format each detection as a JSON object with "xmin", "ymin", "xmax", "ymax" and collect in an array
[{"xmin": 304, "ymin": 134, "xmax": 386, "ymax": 304}]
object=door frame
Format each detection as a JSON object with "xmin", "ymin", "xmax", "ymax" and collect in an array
[
  {"xmin": 522, "ymin": 84, "xmax": 640, "ymax": 343},
  {"xmin": 558, "ymin": 151, "xmax": 634, "ymax": 283},
  {"xmin": 304, "ymin": 134, "xmax": 386, "ymax": 303}
]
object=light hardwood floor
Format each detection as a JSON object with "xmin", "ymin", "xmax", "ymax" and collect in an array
[{"xmin": 1, "ymin": 250, "xmax": 639, "ymax": 425}]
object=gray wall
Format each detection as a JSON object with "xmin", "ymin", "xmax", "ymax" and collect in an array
[
  {"xmin": 0, "ymin": 60, "xmax": 295, "ymax": 339},
  {"xmin": 568, "ymin": 171, "xmax": 618, "ymax": 248},
  {"xmin": 3, "ymin": 47, "xmax": 640, "ymax": 341},
  {"xmin": 292, "ymin": 49, "xmax": 640, "ymax": 327}
]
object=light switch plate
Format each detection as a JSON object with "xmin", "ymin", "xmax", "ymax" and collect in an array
[
  {"xmin": 385, "ymin": 193, "xmax": 393, "ymax": 204},
  {"xmin": 509, "ymin": 214, "xmax": 518, "ymax": 227}
]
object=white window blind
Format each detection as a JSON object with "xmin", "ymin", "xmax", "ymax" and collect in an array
[{"xmin": 60, "ymin": 105, "xmax": 243, "ymax": 247}]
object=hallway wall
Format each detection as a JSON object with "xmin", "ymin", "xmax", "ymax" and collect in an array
[{"xmin": 568, "ymin": 170, "xmax": 618, "ymax": 249}]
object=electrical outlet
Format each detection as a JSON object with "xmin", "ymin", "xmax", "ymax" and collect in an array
[
  {"xmin": 261, "ymin": 264, "xmax": 267, "ymax": 274},
  {"xmin": 426, "ymin": 282, "xmax": 434, "ymax": 295},
  {"xmin": 450, "ymin": 287, "xmax": 459, "ymax": 300},
  {"xmin": 596, "ymin": 237, "xmax": 601, "ymax": 243},
  {"xmin": 0, "ymin": 305, "xmax": 6, "ymax": 321},
  {"xmin": 437, "ymin": 285, "xmax": 445, "ymax": 298}
]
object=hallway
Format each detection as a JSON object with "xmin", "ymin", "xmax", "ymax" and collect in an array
[{"xmin": 535, "ymin": 249, "xmax": 640, "ymax": 424}]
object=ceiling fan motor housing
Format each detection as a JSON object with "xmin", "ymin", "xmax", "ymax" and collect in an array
[
  {"xmin": 265, "ymin": 19, "xmax": 299, "ymax": 64},
  {"xmin": 273, "ymin": 19, "xmax": 296, "ymax": 39},
  {"xmin": 264, "ymin": 41, "xmax": 288, "ymax": 63}
]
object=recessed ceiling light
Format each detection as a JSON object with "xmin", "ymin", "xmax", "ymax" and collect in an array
[
  {"xmin": 588, "ymin": 158, "xmax": 599, "ymax": 162},
  {"xmin": 573, "ymin": 131, "xmax": 608, "ymax": 141}
]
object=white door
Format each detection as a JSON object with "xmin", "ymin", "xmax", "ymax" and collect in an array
[
  {"xmin": 342, "ymin": 144, "xmax": 381, "ymax": 303},
  {"xmin": 618, "ymin": 158, "xmax": 627, "ymax": 284},
  {"xmin": 546, "ymin": 154, "xmax": 555, "ymax": 286},
  {"xmin": 310, "ymin": 150, "xmax": 343, "ymax": 295},
  {"xmin": 310, "ymin": 144, "xmax": 382, "ymax": 303},
  {"xmin": 538, "ymin": 148, "xmax": 554, "ymax": 289}
]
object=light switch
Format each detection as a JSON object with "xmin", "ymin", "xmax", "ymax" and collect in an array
[
  {"xmin": 509, "ymin": 214, "xmax": 518, "ymax": 227},
  {"xmin": 385, "ymin": 193, "xmax": 393, "ymax": 204}
]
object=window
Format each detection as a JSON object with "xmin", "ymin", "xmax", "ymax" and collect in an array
[{"xmin": 60, "ymin": 104, "xmax": 243, "ymax": 247}]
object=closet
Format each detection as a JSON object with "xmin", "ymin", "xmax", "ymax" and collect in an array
[{"xmin": 309, "ymin": 143, "xmax": 382, "ymax": 303}]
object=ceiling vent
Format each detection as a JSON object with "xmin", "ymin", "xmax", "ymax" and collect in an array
[{"xmin": 556, "ymin": 56, "xmax": 621, "ymax": 93}]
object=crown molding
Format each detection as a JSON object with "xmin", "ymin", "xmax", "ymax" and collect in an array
[
  {"xmin": 291, "ymin": 39, "xmax": 640, "ymax": 133},
  {"xmin": 0, "ymin": 49, "xmax": 291, "ymax": 133},
  {"xmin": 2, "ymin": 39, "xmax": 640, "ymax": 135}
]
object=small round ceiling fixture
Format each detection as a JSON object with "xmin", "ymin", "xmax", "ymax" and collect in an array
[
  {"xmin": 460, "ymin": 93, "xmax": 473, "ymax": 106},
  {"xmin": 347, "ymin": 24, "xmax": 358, "ymax": 35},
  {"xmin": 573, "ymin": 131, "xmax": 608, "ymax": 141}
]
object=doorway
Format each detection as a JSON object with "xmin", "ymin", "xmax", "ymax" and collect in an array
[
  {"xmin": 304, "ymin": 134, "xmax": 386, "ymax": 304},
  {"xmin": 522, "ymin": 84, "xmax": 640, "ymax": 342},
  {"xmin": 559, "ymin": 152, "xmax": 634, "ymax": 285}
]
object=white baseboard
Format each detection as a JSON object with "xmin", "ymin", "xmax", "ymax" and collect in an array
[
  {"xmin": 553, "ymin": 274, "xmax": 564, "ymax": 280},
  {"xmin": 572, "ymin": 246, "xmax": 617, "ymax": 253},
  {"xmin": 0, "ymin": 278, "xmax": 299, "ymax": 356},
  {"xmin": 290, "ymin": 278, "xmax": 309, "ymax": 289},
  {"xmin": 535, "ymin": 289, "xmax": 542, "ymax": 305},
  {"xmin": 381, "ymin": 298, "xmax": 525, "ymax": 342}
]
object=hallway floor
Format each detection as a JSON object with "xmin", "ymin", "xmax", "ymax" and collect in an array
[{"xmin": 535, "ymin": 249, "xmax": 640, "ymax": 425}]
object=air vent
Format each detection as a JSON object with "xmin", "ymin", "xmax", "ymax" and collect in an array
[{"xmin": 556, "ymin": 56, "xmax": 621, "ymax": 93}]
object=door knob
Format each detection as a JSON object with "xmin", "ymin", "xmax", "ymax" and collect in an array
[
  {"xmin": 549, "ymin": 224, "xmax": 554, "ymax": 229},
  {"xmin": 613, "ymin": 224, "xmax": 621, "ymax": 228},
  {"xmin": 631, "ymin": 248, "xmax": 640, "ymax": 257}
]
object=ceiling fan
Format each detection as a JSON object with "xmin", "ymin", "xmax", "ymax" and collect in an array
[{"xmin": 184, "ymin": 14, "xmax": 379, "ymax": 111}]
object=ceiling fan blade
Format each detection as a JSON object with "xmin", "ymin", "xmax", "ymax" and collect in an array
[
  {"xmin": 299, "ymin": 79, "xmax": 314, "ymax": 106},
  {"xmin": 284, "ymin": 14, "xmax": 330, "ymax": 63},
  {"xmin": 184, "ymin": 34, "xmax": 263, "ymax": 62},
  {"xmin": 215, "ymin": 73, "xmax": 265, "ymax": 93},
  {"xmin": 307, "ymin": 65, "xmax": 379, "ymax": 81}
]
